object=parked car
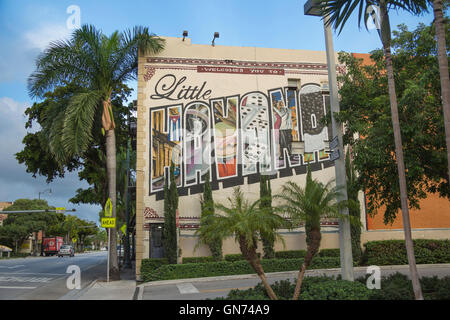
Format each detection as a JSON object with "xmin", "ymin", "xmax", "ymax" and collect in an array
[{"xmin": 58, "ymin": 245, "xmax": 75, "ymax": 257}]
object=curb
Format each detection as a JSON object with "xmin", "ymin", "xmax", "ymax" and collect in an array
[
  {"xmin": 59, "ymin": 279, "xmax": 98, "ymax": 300},
  {"xmin": 138, "ymin": 263, "xmax": 450, "ymax": 288}
]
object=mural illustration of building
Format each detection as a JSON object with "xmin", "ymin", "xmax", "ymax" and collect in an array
[{"xmin": 134, "ymin": 37, "xmax": 450, "ymax": 279}]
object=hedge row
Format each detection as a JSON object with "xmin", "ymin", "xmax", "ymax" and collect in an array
[
  {"xmin": 363, "ymin": 239, "xmax": 450, "ymax": 266},
  {"xmin": 220, "ymin": 272, "xmax": 450, "ymax": 300},
  {"xmin": 218, "ymin": 277, "xmax": 371, "ymax": 300},
  {"xmin": 182, "ymin": 256, "xmax": 215, "ymax": 264},
  {"xmin": 184, "ymin": 249, "xmax": 336, "ymax": 263},
  {"xmin": 141, "ymin": 257, "xmax": 340, "ymax": 282},
  {"xmin": 141, "ymin": 258, "xmax": 168, "ymax": 271}
]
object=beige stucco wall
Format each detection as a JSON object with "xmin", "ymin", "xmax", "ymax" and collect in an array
[{"xmin": 135, "ymin": 37, "xmax": 450, "ymax": 279}]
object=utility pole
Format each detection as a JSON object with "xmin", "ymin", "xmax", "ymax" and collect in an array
[{"xmin": 304, "ymin": 0, "xmax": 354, "ymax": 281}]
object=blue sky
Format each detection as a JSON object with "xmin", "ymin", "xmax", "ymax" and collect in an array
[{"xmin": 0, "ymin": 0, "xmax": 437, "ymax": 223}]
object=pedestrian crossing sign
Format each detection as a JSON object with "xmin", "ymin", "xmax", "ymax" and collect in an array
[{"xmin": 101, "ymin": 217, "xmax": 116, "ymax": 228}]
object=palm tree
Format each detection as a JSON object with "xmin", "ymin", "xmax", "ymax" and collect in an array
[
  {"xmin": 199, "ymin": 187, "xmax": 287, "ymax": 300},
  {"xmin": 431, "ymin": 0, "xmax": 450, "ymax": 183},
  {"xmin": 28, "ymin": 25, "xmax": 165, "ymax": 280},
  {"xmin": 276, "ymin": 167, "xmax": 359, "ymax": 300},
  {"xmin": 320, "ymin": 0, "xmax": 427, "ymax": 300}
]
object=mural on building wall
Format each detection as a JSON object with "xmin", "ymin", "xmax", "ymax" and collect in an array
[
  {"xmin": 240, "ymin": 92, "xmax": 272, "ymax": 176},
  {"xmin": 270, "ymin": 88, "xmax": 302, "ymax": 169},
  {"xmin": 149, "ymin": 75, "xmax": 331, "ymax": 198},
  {"xmin": 184, "ymin": 102, "xmax": 211, "ymax": 186},
  {"xmin": 212, "ymin": 97, "xmax": 238, "ymax": 179}
]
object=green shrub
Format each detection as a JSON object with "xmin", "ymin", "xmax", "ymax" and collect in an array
[
  {"xmin": 274, "ymin": 250, "xmax": 306, "ymax": 259},
  {"xmin": 224, "ymin": 253, "xmax": 261, "ymax": 262},
  {"xmin": 224, "ymin": 254, "xmax": 245, "ymax": 262},
  {"xmin": 141, "ymin": 257, "xmax": 341, "ymax": 282},
  {"xmin": 363, "ymin": 239, "xmax": 450, "ymax": 266},
  {"xmin": 318, "ymin": 248, "xmax": 340, "ymax": 257},
  {"xmin": 220, "ymin": 277, "xmax": 370, "ymax": 300},
  {"xmin": 421, "ymin": 276, "xmax": 450, "ymax": 300},
  {"xmin": 141, "ymin": 258, "xmax": 169, "ymax": 275},
  {"xmin": 356, "ymin": 272, "xmax": 450, "ymax": 300},
  {"xmin": 182, "ymin": 256, "xmax": 215, "ymax": 264},
  {"xmin": 299, "ymin": 278, "xmax": 370, "ymax": 300}
]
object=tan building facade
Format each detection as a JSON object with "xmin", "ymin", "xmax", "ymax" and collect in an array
[{"xmin": 135, "ymin": 37, "xmax": 450, "ymax": 279}]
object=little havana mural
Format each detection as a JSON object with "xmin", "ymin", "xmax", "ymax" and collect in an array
[{"xmin": 150, "ymin": 75, "xmax": 332, "ymax": 197}]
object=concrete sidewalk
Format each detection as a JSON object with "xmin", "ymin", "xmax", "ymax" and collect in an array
[{"xmin": 75, "ymin": 261, "xmax": 138, "ymax": 300}]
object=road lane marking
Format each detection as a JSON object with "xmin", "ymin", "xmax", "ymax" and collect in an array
[
  {"xmin": 0, "ymin": 273, "xmax": 65, "ymax": 276},
  {"xmin": 0, "ymin": 286, "xmax": 37, "ymax": 289},
  {"xmin": 176, "ymin": 283, "xmax": 199, "ymax": 294},
  {"xmin": 0, "ymin": 265, "xmax": 25, "ymax": 269},
  {"xmin": 0, "ymin": 276, "xmax": 53, "ymax": 283}
]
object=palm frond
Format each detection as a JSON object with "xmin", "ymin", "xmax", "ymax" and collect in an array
[{"xmin": 61, "ymin": 91, "xmax": 103, "ymax": 157}]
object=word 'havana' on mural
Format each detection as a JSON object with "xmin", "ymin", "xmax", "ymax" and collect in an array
[{"xmin": 150, "ymin": 75, "xmax": 333, "ymax": 199}]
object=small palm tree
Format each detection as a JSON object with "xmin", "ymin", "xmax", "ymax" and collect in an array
[
  {"xmin": 28, "ymin": 24, "xmax": 165, "ymax": 279},
  {"xmin": 199, "ymin": 187, "xmax": 287, "ymax": 300},
  {"xmin": 276, "ymin": 167, "xmax": 360, "ymax": 300}
]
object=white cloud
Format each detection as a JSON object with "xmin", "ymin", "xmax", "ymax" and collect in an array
[
  {"xmin": 0, "ymin": 23, "xmax": 72, "ymax": 83},
  {"xmin": 0, "ymin": 96, "xmax": 101, "ymax": 223},
  {"xmin": 24, "ymin": 23, "xmax": 72, "ymax": 51}
]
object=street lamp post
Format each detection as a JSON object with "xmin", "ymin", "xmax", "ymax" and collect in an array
[
  {"xmin": 304, "ymin": 0, "xmax": 354, "ymax": 281},
  {"xmin": 38, "ymin": 188, "xmax": 52, "ymax": 200}
]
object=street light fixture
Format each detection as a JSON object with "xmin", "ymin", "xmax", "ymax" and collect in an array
[
  {"xmin": 212, "ymin": 32, "xmax": 219, "ymax": 46},
  {"xmin": 38, "ymin": 188, "xmax": 52, "ymax": 200},
  {"xmin": 304, "ymin": 0, "xmax": 354, "ymax": 281}
]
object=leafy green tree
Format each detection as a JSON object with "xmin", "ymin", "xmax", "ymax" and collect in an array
[
  {"xmin": 276, "ymin": 167, "xmax": 359, "ymax": 300},
  {"xmin": 430, "ymin": 0, "xmax": 450, "ymax": 183},
  {"xmin": 260, "ymin": 175, "xmax": 275, "ymax": 259},
  {"xmin": 1, "ymin": 199, "xmax": 59, "ymax": 254},
  {"xmin": 27, "ymin": 25, "xmax": 164, "ymax": 280},
  {"xmin": 196, "ymin": 171, "xmax": 222, "ymax": 261},
  {"xmin": 345, "ymin": 152, "xmax": 363, "ymax": 263},
  {"xmin": 163, "ymin": 163, "xmax": 178, "ymax": 264},
  {"xmin": 201, "ymin": 187, "xmax": 287, "ymax": 300},
  {"xmin": 321, "ymin": 0, "xmax": 428, "ymax": 300}
]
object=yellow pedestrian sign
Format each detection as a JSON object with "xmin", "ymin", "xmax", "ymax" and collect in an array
[
  {"xmin": 104, "ymin": 198, "xmax": 112, "ymax": 217},
  {"xmin": 55, "ymin": 207, "xmax": 66, "ymax": 213},
  {"xmin": 101, "ymin": 217, "xmax": 116, "ymax": 228}
]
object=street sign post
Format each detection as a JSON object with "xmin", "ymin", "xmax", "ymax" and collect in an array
[{"xmin": 101, "ymin": 214, "xmax": 115, "ymax": 283}]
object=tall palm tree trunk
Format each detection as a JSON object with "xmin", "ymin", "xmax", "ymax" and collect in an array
[
  {"xmin": 381, "ymin": 11, "xmax": 423, "ymax": 297},
  {"xmin": 293, "ymin": 227, "xmax": 321, "ymax": 300},
  {"xmin": 106, "ymin": 128, "xmax": 120, "ymax": 280},
  {"xmin": 433, "ymin": 0, "xmax": 450, "ymax": 182},
  {"xmin": 238, "ymin": 236, "xmax": 278, "ymax": 300}
]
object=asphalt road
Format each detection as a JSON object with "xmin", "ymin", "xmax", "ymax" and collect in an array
[
  {"xmin": 0, "ymin": 251, "xmax": 107, "ymax": 300},
  {"xmin": 141, "ymin": 264, "xmax": 450, "ymax": 300}
]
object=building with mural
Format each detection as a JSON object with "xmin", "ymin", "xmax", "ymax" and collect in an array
[{"xmin": 135, "ymin": 37, "xmax": 450, "ymax": 279}]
